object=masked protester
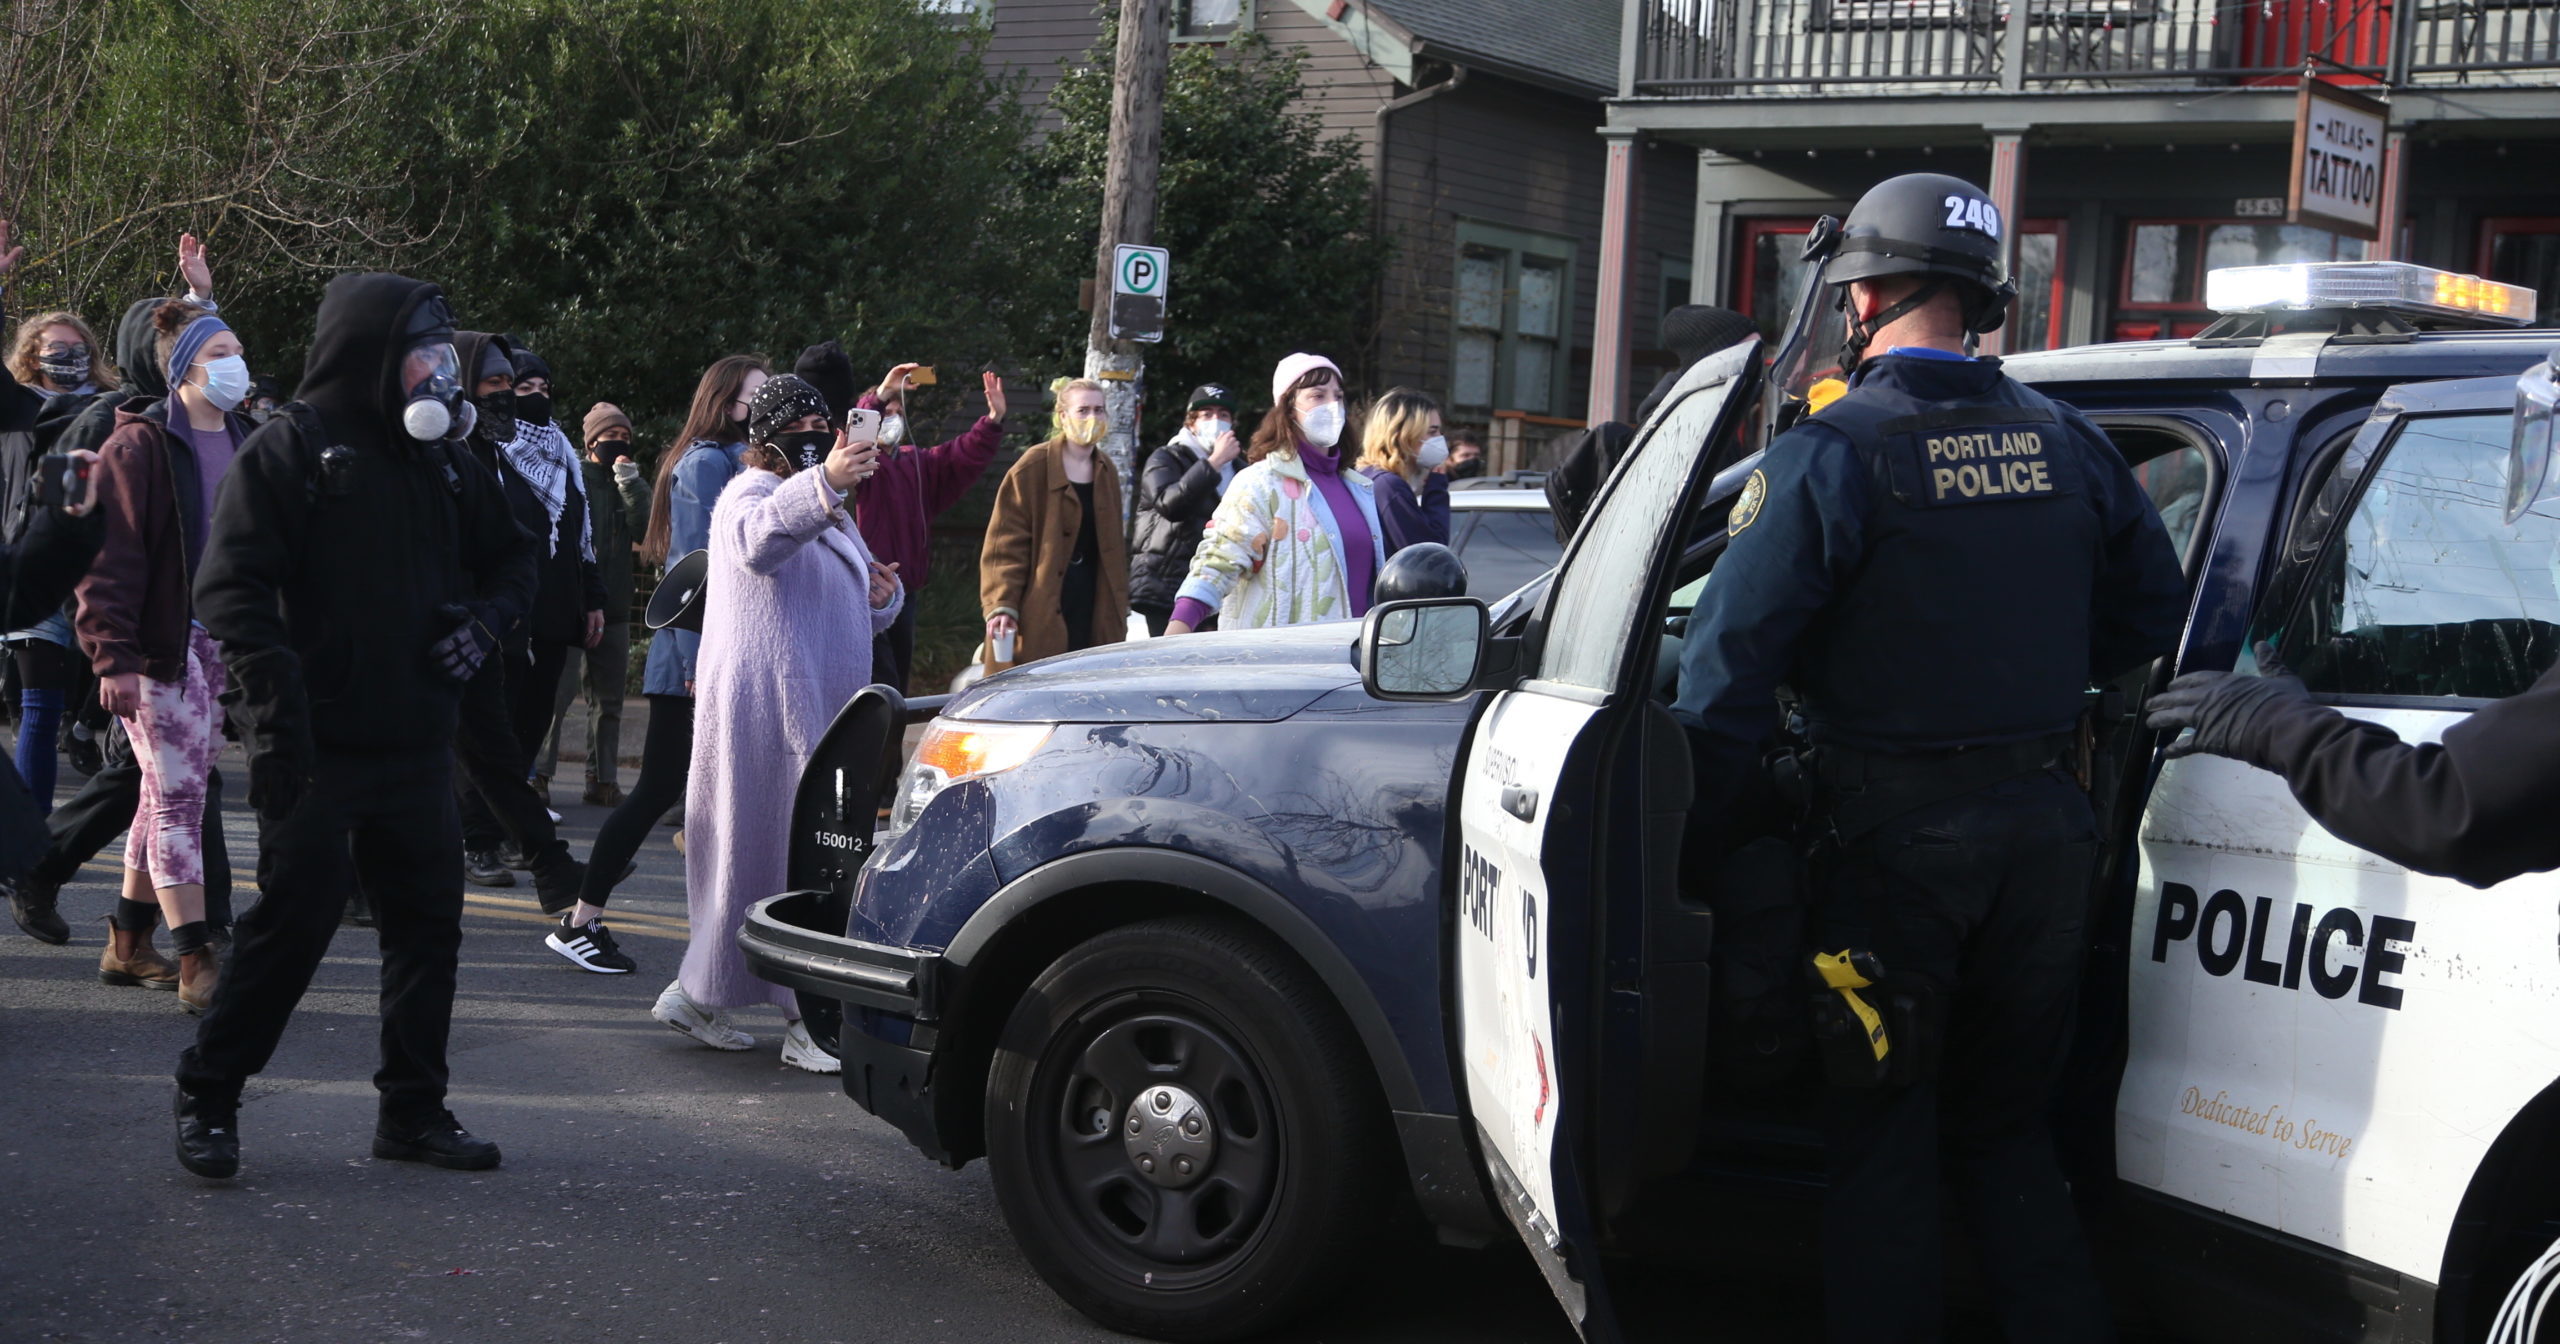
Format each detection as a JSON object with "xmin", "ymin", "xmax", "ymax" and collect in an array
[
  {"xmin": 584, "ymin": 355, "xmax": 768, "ymax": 916},
  {"xmin": 534, "ymin": 402, "xmax": 648, "ymax": 812},
  {"xmin": 5, "ymin": 290, "xmax": 236, "ymax": 948},
  {"xmin": 502, "ymin": 348, "xmax": 606, "ymax": 794},
  {"xmin": 658, "ymin": 374, "xmax": 899, "ymax": 1072},
  {"xmin": 809, "ymin": 348, "xmax": 1004, "ymax": 693},
  {"xmin": 173, "ymin": 273, "xmax": 541, "ymax": 1181},
  {"xmin": 1445, "ymin": 430, "xmax": 1486, "ymax": 481},
  {"xmin": 1, "ymin": 234, "xmax": 216, "ymax": 820},
  {"xmin": 1165, "ymin": 354, "xmax": 1384, "ymax": 635},
  {"xmin": 978, "ymin": 377, "xmax": 1129, "ymax": 671},
  {"xmin": 1355, "ymin": 386, "xmax": 1452, "ymax": 556},
  {"xmin": 68, "ymin": 301, "xmax": 253, "ymax": 1012},
  {"xmin": 1128, "ymin": 383, "xmax": 1242, "ymax": 636},
  {"xmin": 444, "ymin": 332, "xmax": 593, "ymax": 926}
]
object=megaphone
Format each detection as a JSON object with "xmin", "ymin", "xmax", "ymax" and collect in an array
[{"xmin": 646, "ymin": 548, "xmax": 710, "ymax": 633}]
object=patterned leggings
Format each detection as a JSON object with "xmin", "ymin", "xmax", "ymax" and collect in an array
[{"xmin": 126, "ymin": 627, "xmax": 226, "ymax": 890}]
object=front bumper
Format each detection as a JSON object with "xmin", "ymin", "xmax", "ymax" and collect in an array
[{"xmin": 738, "ymin": 890, "xmax": 952, "ymax": 1160}]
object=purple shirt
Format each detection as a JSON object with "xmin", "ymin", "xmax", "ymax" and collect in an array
[
  {"xmin": 177, "ymin": 418, "xmax": 239, "ymax": 568},
  {"xmin": 1170, "ymin": 441, "xmax": 1375, "ymax": 630}
]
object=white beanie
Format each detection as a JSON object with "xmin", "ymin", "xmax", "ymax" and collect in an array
[{"xmin": 1270, "ymin": 352, "xmax": 1342, "ymax": 406}]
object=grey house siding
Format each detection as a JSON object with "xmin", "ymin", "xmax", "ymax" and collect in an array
[
  {"xmin": 1375, "ymin": 74, "xmax": 1606, "ymax": 421},
  {"xmin": 985, "ymin": 0, "xmax": 1105, "ymax": 130},
  {"xmin": 1256, "ymin": 3, "xmax": 1398, "ymax": 155}
]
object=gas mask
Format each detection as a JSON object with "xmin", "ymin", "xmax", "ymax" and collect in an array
[{"xmin": 401, "ymin": 342, "xmax": 465, "ymax": 442}]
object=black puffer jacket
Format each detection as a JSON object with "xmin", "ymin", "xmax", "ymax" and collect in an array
[
  {"xmin": 1128, "ymin": 430, "xmax": 1235, "ymax": 612},
  {"xmin": 193, "ymin": 274, "xmax": 539, "ymax": 751}
]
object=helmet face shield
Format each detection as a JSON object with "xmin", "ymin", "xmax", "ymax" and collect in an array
[
  {"xmin": 1765, "ymin": 217, "xmax": 1850, "ymax": 437},
  {"xmin": 2506, "ymin": 356, "xmax": 2560, "ymax": 527}
]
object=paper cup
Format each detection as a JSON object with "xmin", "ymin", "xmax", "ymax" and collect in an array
[{"xmin": 992, "ymin": 631, "xmax": 1016, "ymax": 664}]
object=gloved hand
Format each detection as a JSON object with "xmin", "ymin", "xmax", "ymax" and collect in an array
[
  {"xmin": 427, "ymin": 602, "xmax": 498, "ymax": 683},
  {"xmin": 2147, "ymin": 670, "xmax": 2313, "ymax": 765},
  {"xmin": 220, "ymin": 645, "xmax": 315, "ymax": 822}
]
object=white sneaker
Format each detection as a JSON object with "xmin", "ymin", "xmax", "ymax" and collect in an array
[
  {"xmin": 545, "ymin": 806, "xmax": 564, "ymax": 824},
  {"xmin": 650, "ymin": 981, "xmax": 755, "ymax": 1050},
  {"xmin": 781, "ymin": 1019, "xmax": 841, "ymax": 1075}
]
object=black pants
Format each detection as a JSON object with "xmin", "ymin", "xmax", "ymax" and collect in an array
[
  {"xmin": 455, "ymin": 645, "xmax": 564, "ymax": 862},
  {"xmin": 509, "ymin": 639, "xmax": 572, "ymax": 777},
  {"xmin": 35, "ymin": 719, "xmax": 232, "ymax": 926},
  {"xmin": 869, "ymin": 602, "xmax": 916, "ymax": 696},
  {"xmin": 581, "ymin": 694, "xmax": 691, "ymax": 908},
  {"xmin": 177, "ymin": 747, "xmax": 463, "ymax": 1123},
  {"xmin": 1813, "ymin": 767, "xmax": 2111, "ymax": 1344}
]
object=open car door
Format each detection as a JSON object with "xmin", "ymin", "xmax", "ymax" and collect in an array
[{"xmin": 1452, "ymin": 340, "xmax": 1762, "ymax": 1338}]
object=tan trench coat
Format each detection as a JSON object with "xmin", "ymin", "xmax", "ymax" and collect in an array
[{"xmin": 979, "ymin": 438, "xmax": 1129, "ymax": 672}]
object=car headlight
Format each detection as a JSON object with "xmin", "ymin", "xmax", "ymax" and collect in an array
[{"xmin": 888, "ymin": 719, "xmax": 1053, "ymax": 836}]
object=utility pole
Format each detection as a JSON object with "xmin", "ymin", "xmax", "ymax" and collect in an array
[{"xmin": 1085, "ymin": 0, "xmax": 1168, "ymax": 515}]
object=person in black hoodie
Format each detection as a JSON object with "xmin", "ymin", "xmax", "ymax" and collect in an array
[
  {"xmin": 172, "ymin": 273, "xmax": 538, "ymax": 1181},
  {"xmin": 5, "ymin": 295, "xmax": 234, "ymax": 947},
  {"xmin": 496, "ymin": 346, "xmax": 604, "ymax": 784},
  {"xmin": 446, "ymin": 331, "xmax": 589, "ymax": 910}
]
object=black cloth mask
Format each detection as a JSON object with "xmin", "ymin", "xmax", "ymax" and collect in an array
[
  {"xmin": 516, "ymin": 391, "xmax": 553, "ymax": 426},
  {"xmin": 474, "ymin": 388, "xmax": 518, "ymax": 445},
  {"xmin": 38, "ymin": 345, "xmax": 89, "ymax": 385},
  {"xmin": 774, "ymin": 429, "xmax": 832, "ymax": 472}
]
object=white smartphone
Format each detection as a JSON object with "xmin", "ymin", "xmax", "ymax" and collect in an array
[{"xmin": 842, "ymin": 408, "xmax": 883, "ymax": 447}]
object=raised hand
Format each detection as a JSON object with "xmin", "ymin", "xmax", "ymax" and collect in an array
[
  {"xmin": 0, "ymin": 220, "xmax": 24, "ymax": 280},
  {"xmin": 178, "ymin": 232, "xmax": 213, "ymax": 297},
  {"xmin": 982, "ymin": 369, "xmax": 1008, "ymax": 422},
  {"xmin": 878, "ymin": 362, "xmax": 923, "ymax": 402}
]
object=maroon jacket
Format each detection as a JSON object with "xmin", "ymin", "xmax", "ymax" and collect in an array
[
  {"xmin": 850, "ymin": 391, "xmax": 1003, "ymax": 591},
  {"xmin": 76, "ymin": 401, "xmax": 238, "ymax": 681}
]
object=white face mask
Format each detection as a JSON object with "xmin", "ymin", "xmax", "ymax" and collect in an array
[
  {"xmin": 197, "ymin": 354, "xmax": 252, "ymax": 412},
  {"xmin": 880, "ymin": 413, "xmax": 906, "ymax": 447},
  {"xmin": 1300, "ymin": 400, "xmax": 1344, "ymax": 450},
  {"xmin": 1197, "ymin": 417, "xmax": 1231, "ymax": 446},
  {"xmin": 1415, "ymin": 434, "xmax": 1449, "ymax": 469}
]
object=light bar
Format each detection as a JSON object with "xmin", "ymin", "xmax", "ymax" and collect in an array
[{"xmin": 2206, "ymin": 261, "xmax": 2537, "ymax": 327}]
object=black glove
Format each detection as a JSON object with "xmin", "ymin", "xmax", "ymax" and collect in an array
[
  {"xmin": 2147, "ymin": 671, "xmax": 2313, "ymax": 765},
  {"xmin": 427, "ymin": 602, "xmax": 498, "ymax": 683},
  {"xmin": 220, "ymin": 646, "xmax": 315, "ymax": 822}
]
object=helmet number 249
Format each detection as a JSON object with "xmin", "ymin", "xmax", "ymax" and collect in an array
[{"xmin": 1945, "ymin": 195, "xmax": 2002, "ymax": 239}]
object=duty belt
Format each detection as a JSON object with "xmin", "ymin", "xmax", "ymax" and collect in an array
[{"xmin": 1806, "ymin": 732, "xmax": 2075, "ymax": 845}]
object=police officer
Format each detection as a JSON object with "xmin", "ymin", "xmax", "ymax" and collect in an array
[
  {"xmin": 1673, "ymin": 173, "xmax": 2188, "ymax": 1341},
  {"xmin": 172, "ymin": 273, "xmax": 538, "ymax": 1179}
]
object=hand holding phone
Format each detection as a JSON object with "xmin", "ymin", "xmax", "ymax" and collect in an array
[
  {"xmin": 36, "ymin": 450, "xmax": 98, "ymax": 516},
  {"xmin": 841, "ymin": 408, "xmax": 884, "ymax": 447}
]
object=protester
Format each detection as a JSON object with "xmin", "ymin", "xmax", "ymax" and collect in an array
[
  {"xmin": 834, "ymin": 351, "xmax": 1005, "ymax": 693},
  {"xmin": 978, "ymin": 377, "xmax": 1128, "ymax": 670},
  {"xmin": 502, "ymin": 346, "xmax": 606, "ymax": 795},
  {"xmin": 71, "ymin": 300, "xmax": 251, "ymax": 1012},
  {"xmin": 583, "ymin": 355, "xmax": 769, "ymax": 914},
  {"xmin": 441, "ymin": 332, "xmax": 590, "ymax": 929},
  {"xmin": 1634, "ymin": 304, "xmax": 1759, "ymax": 426},
  {"xmin": 536, "ymin": 401, "xmax": 648, "ymax": 806},
  {"xmin": 7, "ymin": 310, "xmax": 119, "ymax": 400},
  {"xmin": 1445, "ymin": 429, "xmax": 1486, "ymax": 481},
  {"xmin": 175, "ymin": 272, "xmax": 539, "ymax": 1180},
  {"xmin": 1354, "ymin": 386, "xmax": 1452, "ymax": 555},
  {"xmin": 658, "ymin": 374, "xmax": 897, "ymax": 1071},
  {"xmin": 5, "ymin": 293, "xmax": 233, "ymax": 947},
  {"xmin": 1128, "ymin": 383, "xmax": 1241, "ymax": 636},
  {"xmin": 1165, "ymin": 354, "xmax": 1384, "ymax": 635}
]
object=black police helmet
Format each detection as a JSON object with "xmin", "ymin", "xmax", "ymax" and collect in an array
[
  {"xmin": 1373, "ymin": 542, "xmax": 1468, "ymax": 604},
  {"xmin": 1831, "ymin": 173, "xmax": 2015, "ymax": 331}
]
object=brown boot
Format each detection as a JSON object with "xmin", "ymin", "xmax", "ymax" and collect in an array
[
  {"xmin": 100, "ymin": 921, "xmax": 178, "ymax": 990},
  {"xmin": 583, "ymin": 781, "xmax": 624, "ymax": 807},
  {"xmin": 177, "ymin": 947, "xmax": 221, "ymax": 1015}
]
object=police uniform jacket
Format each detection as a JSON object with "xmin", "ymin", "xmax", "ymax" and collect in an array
[{"xmin": 1674, "ymin": 351, "xmax": 2186, "ymax": 765}]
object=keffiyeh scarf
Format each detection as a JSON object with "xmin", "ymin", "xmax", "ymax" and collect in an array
[{"xmin": 503, "ymin": 419, "xmax": 596, "ymax": 561}]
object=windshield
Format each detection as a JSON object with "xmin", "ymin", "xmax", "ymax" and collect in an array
[{"xmin": 1454, "ymin": 508, "xmax": 1563, "ymax": 602}]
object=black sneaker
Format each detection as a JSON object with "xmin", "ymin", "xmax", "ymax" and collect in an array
[
  {"xmin": 372, "ymin": 1110, "xmax": 501, "ymax": 1171},
  {"xmin": 173, "ymin": 1087, "xmax": 240, "ymax": 1179},
  {"xmin": 545, "ymin": 914, "xmax": 635, "ymax": 974},
  {"xmin": 8, "ymin": 870, "xmax": 68, "ymax": 945},
  {"xmin": 464, "ymin": 851, "xmax": 515, "ymax": 887},
  {"xmin": 501, "ymin": 847, "xmax": 536, "ymax": 872}
]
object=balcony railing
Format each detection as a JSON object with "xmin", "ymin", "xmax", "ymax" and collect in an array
[{"xmin": 1632, "ymin": 0, "xmax": 2559, "ymax": 95}]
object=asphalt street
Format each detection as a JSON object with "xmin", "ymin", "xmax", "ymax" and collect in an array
[{"xmin": 0, "ymin": 741, "xmax": 1854, "ymax": 1344}]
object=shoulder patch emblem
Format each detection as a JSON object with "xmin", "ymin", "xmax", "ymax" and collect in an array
[{"xmin": 1729, "ymin": 469, "xmax": 1768, "ymax": 536}]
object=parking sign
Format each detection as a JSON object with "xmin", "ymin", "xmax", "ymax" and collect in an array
[{"xmin": 1112, "ymin": 244, "xmax": 1169, "ymax": 343}]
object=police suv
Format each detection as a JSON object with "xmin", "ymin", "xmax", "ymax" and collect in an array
[{"xmin": 742, "ymin": 260, "xmax": 2558, "ymax": 1342}]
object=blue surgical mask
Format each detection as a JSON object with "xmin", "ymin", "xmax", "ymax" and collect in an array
[{"xmin": 196, "ymin": 354, "xmax": 252, "ymax": 412}]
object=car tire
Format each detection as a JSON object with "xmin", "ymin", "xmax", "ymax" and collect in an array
[{"xmin": 984, "ymin": 915, "xmax": 1388, "ymax": 1342}]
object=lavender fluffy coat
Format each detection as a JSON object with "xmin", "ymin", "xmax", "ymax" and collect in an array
[{"xmin": 679, "ymin": 466, "xmax": 903, "ymax": 1011}]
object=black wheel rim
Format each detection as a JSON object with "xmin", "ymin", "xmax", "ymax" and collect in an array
[{"xmin": 1026, "ymin": 992, "xmax": 1283, "ymax": 1290}]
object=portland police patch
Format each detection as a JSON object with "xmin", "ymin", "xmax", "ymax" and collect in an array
[{"xmin": 1730, "ymin": 469, "xmax": 1768, "ymax": 536}]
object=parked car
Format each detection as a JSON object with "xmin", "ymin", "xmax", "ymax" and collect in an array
[{"xmin": 747, "ymin": 261, "xmax": 2560, "ymax": 1344}]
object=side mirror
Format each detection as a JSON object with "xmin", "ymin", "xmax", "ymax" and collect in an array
[{"xmin": 1360, "ymin": 597, "xmax": 1489, "ymax": 701}]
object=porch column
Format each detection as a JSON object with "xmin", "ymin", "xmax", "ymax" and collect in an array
[
  {"xmin": 1980, "ymin": 129, "xmax": 2028, "ymax": 357},
  {"xmin": 1693, "ymin": 150, "xmax": 1741, "ymax": 307},
  {"xmin": 2371, "ymin": 129, "xmax": 2409, "ymax": 260},
  {"xmin": 1589, "ymin": 126, "xmax": 1644, "ymax": 427}
]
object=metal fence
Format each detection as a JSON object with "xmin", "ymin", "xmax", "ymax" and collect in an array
[{"xmin": 1632, "ymin": 0, "xmax": 2559, "ymax": 94}]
